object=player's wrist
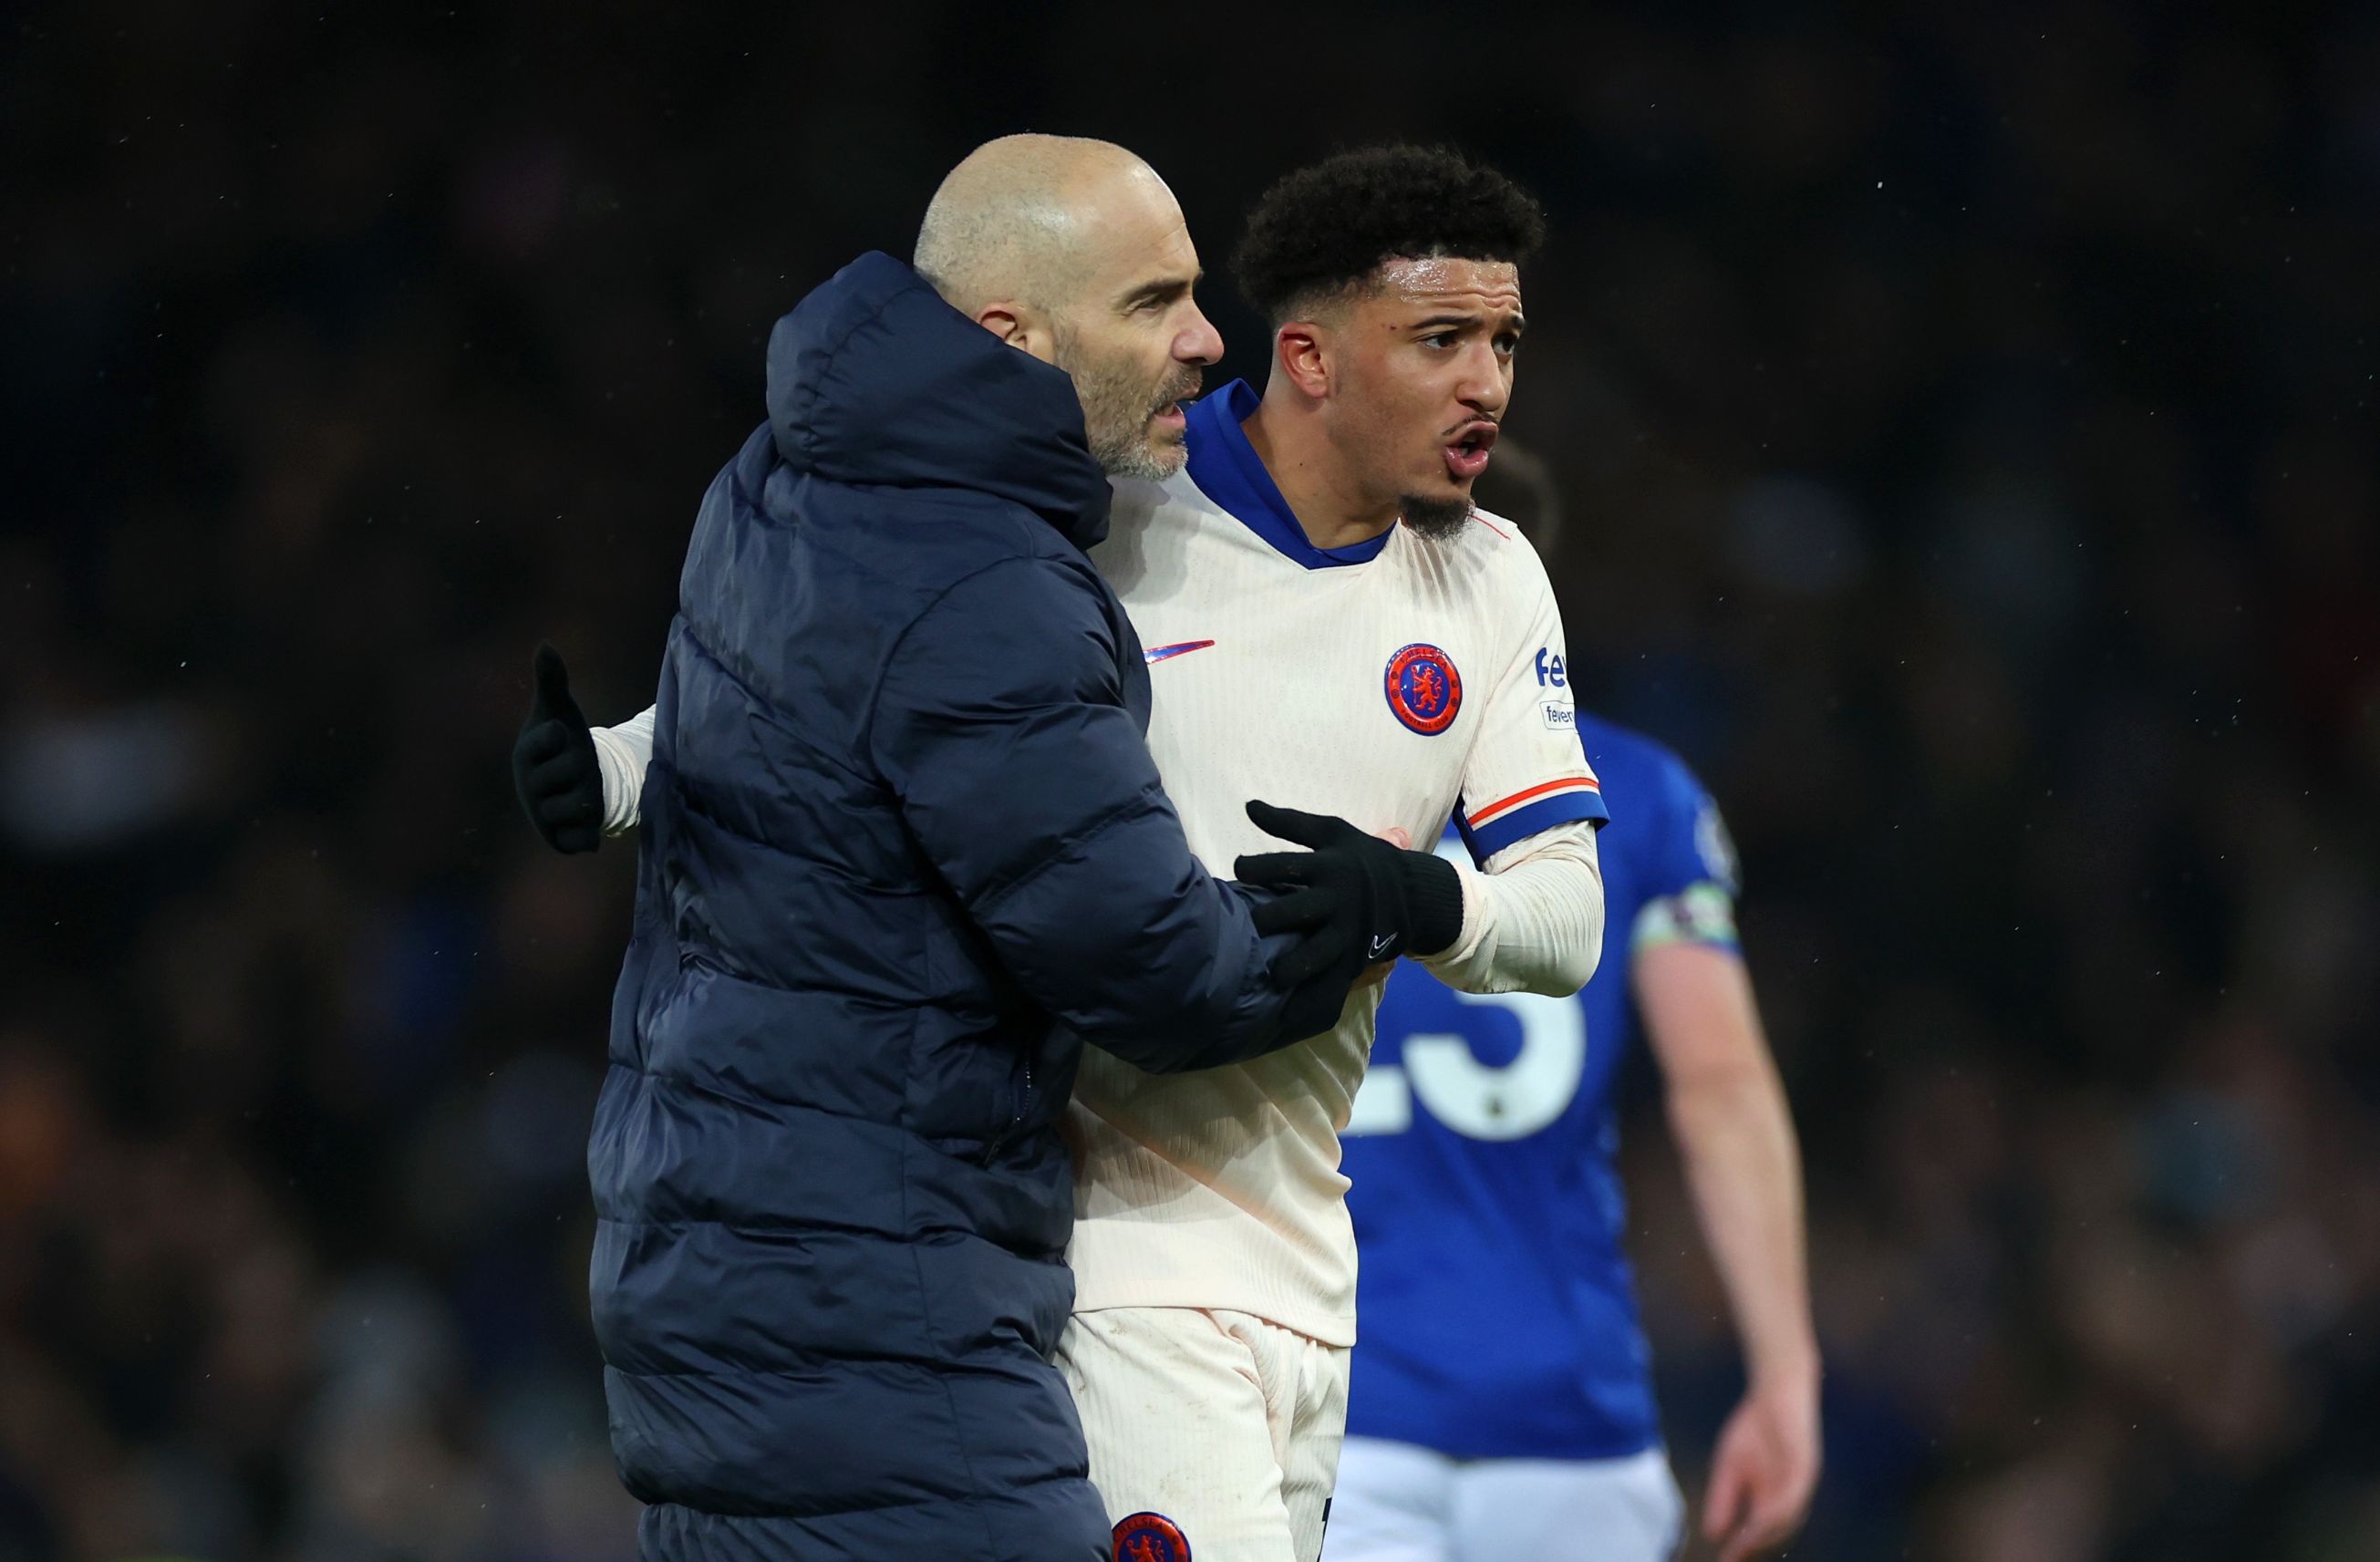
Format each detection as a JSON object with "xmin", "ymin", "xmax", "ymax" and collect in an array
[
  {"xmin": 1397, "ymin": 849, "xmax": 1464, "ymax": 956},
  {"xmin": 590, "ymin": 726, "xmax": 641, "ymax": 833},
  {"xmin": 1746, "ymin": 1340, "xmax": 1822, "ymax": 1397}
]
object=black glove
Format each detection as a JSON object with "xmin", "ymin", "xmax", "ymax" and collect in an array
[
  {"xmin": 1235, "ymin": 800, "xmax": 1465, "ymax": 988},
  {"xmin": 1244, "ymin": 874, "xmax": 1362, "ymax": 1041},
  {"xmin": 512, "ymin": 643, "xmax": 604, "ymax": 854}
]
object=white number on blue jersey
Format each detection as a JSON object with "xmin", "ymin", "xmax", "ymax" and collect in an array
[{"xmin": 1347, "ymin": 988, "xmax": 1587, "ymax": 1142}]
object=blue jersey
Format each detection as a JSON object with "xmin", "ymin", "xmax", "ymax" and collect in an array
[{"xmin": 1342, "ymin": 712, "xmax": 1741, "ymax": 1461}]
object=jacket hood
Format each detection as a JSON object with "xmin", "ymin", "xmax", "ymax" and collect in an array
[{"xmin": 766, "ymin": 252, "xmax": 1112, "ymax": 548}]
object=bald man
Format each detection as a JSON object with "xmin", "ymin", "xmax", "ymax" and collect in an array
[
  {"xmin": 564, "ymin": 137, "xmax": 1450, "ymax": 1562},
  {"xmin": 911, "ymin": 136, "xmax": 1213, "ymax": 482}
]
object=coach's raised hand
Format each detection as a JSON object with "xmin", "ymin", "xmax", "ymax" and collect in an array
[
  {"xmin": 1236, "ymin": 801, "xmax": 1466, "ymax": 986},
  {"xmin": 513, "ymin": 643, "xmax": 604, "ymax": 854}
]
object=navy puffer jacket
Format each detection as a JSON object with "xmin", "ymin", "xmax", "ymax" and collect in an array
[{"xmin": 588, "ymin": 253, "xmax": 1309, "ymax": 1560}]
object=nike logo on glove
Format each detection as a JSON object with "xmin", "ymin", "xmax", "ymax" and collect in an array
[
  {"xmin": 1143, "ymin": 640, "xmax": 1216, "ymax": 664},
  {"xmin": 1368, "ymin": 933, "xmax": 1396, "ymax": 959}
]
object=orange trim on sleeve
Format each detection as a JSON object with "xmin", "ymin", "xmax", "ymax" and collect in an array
[{"xmin": 1466, "ymin": 774, "xmax": 1601, "ymax": 825}]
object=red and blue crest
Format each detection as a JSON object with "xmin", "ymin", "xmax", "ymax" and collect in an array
[
  {"xmin": 1112, "ymin": 1511, "xmax": 1192, "ymax": 1562},
  {"xmin": 1384, "ymin": 643, "xmax": 1463, "ymax": 735}
]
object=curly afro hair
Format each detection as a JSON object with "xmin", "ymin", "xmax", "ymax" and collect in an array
[{"xmin": 1230, "ymin": 145, "xmax": 1546, "ymax": 324}]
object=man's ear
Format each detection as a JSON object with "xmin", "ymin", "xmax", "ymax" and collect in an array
[
  {"xmin": 976, "ymin": 302, "xmax": 1059, "ymax": 366},
  {"xmin": 1273, "ymin": 319, "xmax": 1333, "ymax": 400}
]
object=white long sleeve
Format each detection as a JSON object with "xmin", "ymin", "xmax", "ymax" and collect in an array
[
  {"xmin": 587, "ymin": 698, "xmax": 1603, "ymax": 999},
  {"xmin": 1420, "ymin": 819, "xmax": 1605, "ymax": 998},
  {"xmin": 592, "ymin": 705, "xmax": 656, "ymax": 835}
]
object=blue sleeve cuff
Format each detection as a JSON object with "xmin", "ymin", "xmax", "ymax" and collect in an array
[{"xmin": 1454, "ymin": 789, "xmax": 1610, "ymax": 867}]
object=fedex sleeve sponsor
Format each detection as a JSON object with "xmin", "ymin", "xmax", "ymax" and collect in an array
[{"xmin": 1452, "ymin": 572, "xmax": 1605, "ymax": 866}]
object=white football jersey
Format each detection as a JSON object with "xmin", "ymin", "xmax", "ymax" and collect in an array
[{"xmin": 1063, "ymin": 379, "xmax": 1605, "ymax": 1344}]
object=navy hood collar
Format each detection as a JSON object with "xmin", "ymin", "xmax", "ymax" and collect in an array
[{"xmin": 766, "ymin": 252, "xmax": 1112, "ymax": 547}]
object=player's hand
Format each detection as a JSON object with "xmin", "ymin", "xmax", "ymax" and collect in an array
[
  {"xmin": 1247, "ymin": 809, "xmax": 1446, "ymax": 1042},
  {"xmin": 512, "ymin": 643, "xmax": 604, "ymax": 854},
  {"xmin": 1702, "ymin": 1367, "xmax": 1821, "ymax": 1562},
  {"xmin": 1249, "ymin": 882, "xmax": 1362, "ymax": 1040},
  {"xmin": 1237, "ymin": 802, "xmax": 1462, "ymax": 975}
]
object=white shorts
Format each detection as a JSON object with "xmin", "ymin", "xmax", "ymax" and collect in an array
[
  {"xmin": 1058, "ymin": 1307, "xmax": 1351, "ymax": 1562},
  {"xmin": 1327, "ymin": 1436, "xmax": 1684, "ymax": 1562}
]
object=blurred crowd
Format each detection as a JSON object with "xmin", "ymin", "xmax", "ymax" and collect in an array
[{"xmin": 4, "ymin": 4, "xmax": 2375, "ymax": 1558}]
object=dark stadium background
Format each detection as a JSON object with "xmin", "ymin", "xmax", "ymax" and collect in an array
[{"xmin": 5, "ymin": 5, "xmax": 2376, "ymax": 1558}]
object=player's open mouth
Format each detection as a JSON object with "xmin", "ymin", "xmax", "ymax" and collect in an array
[
  {"xmin": 1444, "ymin": 422, "xmax": 1497, "ymax": 481},
  {"xmin": 1154, "ymin": 402, "xmax": 1187, "ymax": 431}
]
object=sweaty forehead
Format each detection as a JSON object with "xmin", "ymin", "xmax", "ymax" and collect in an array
[{"xmin": 1375, "ymin": 255, "xmax": 1523, "ymax": 316}]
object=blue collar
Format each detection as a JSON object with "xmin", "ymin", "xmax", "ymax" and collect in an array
[{"xmin": 1183, "ymin": 379, "xmax": 1392, "ymax": 569}]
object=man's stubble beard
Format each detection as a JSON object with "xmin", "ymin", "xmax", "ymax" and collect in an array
[{"xmin": 1055, "ymin": 323, "xmax": 1198, "ymax": 482}]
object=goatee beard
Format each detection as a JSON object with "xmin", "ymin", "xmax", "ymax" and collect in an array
[{"xmin": 1400, "ymin": 493, "xmax": 1475, "ymax": 540}]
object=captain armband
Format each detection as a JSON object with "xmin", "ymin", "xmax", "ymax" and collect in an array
[{"xmin": 1630, "ymin": 881, "xmax": 1739, "ymax": 953}]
